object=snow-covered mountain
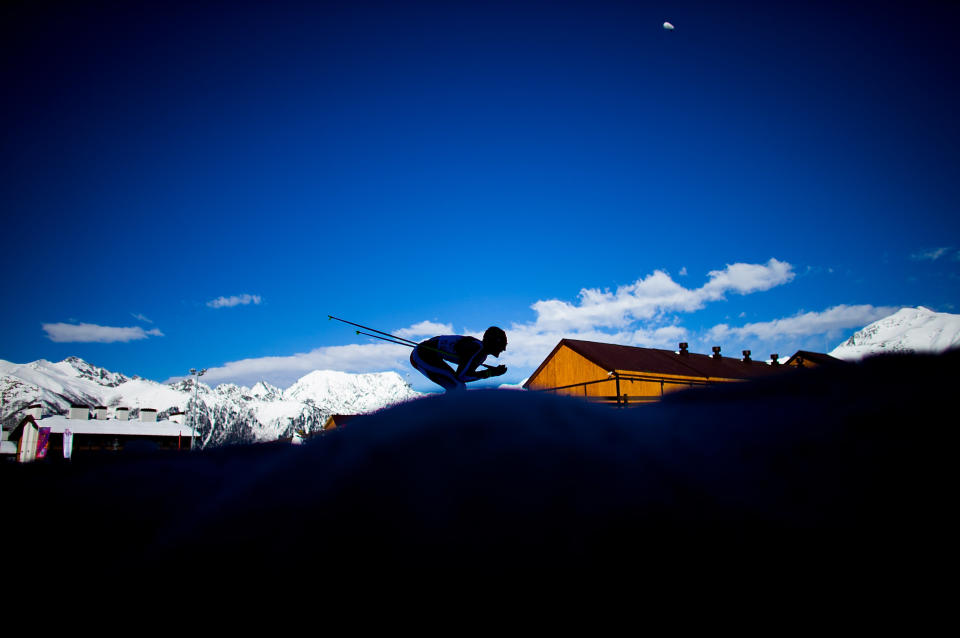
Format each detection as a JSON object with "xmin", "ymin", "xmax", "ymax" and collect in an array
[
  {"xmin": 830, "ymin": 306, "xmax": 960, "ymax": 360},
  {"xmin": 0, "ymin": 357, "xmax": 422, "ymax": 447},
  {"xmin": 286, "ymin": 370, "xmax": 421, "ymax": 415}
]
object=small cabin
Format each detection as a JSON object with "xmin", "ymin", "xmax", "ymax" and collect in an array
[
  {"xmin": 523, "ymin": 339, "xmax": 786, "ymax": 405},
  {"xmin": 783, "ymin": 350, "xmax": 845, "ymax": 369},
  {"xmin": 323, "ymin": 414, "xmax": 369, "ymax": 431}
]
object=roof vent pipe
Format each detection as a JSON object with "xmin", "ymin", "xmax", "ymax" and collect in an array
[
  {"xmin": 742, "ymin": 350, "xmax": 752, "ymax": 363},
  {"xmin": 712, "ymin": 346, "xmax": 722, "ymax": 359},
  {"xmin": 69, "ymin": 405, "xmax": 89, "ymax": 420},
  {"xmin": 770, "ymin": 354, "xmax": 779, "ymax": 366},
  {"xmin": 116, "ymin": 407, "xmax": 129, "ymax": 421},
  {"xmin": 95, "ymin": 406, "xmax": 108, "ymax": 420},
  {"xmin": 140, "ymin": 408, "xmax": 157, "ymax": 423},
  {"xmin": 27, "ymin": 404, "xmax": 42, "ymax": 420},
  {"xmin": 678, "ymin": 342, "xmax": 689, "ymax": 355}
]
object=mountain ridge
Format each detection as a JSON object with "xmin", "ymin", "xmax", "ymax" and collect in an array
[{"xmin": 1, "ymin": 358, "xmax": 422, "ymax": 447}]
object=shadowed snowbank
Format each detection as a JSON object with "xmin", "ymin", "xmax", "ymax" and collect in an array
[{"xmin": 7, "ymin": 351, "xmax": 955, "ymax": 585}]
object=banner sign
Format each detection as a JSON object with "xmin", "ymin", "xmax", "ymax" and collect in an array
[
  {"xmin": 36, "ymin": 427, "xmax": 51, "ymax": 459},
  {"xmin": 64, "ymin": 428, "xmax": 74, "ymax": 459}
]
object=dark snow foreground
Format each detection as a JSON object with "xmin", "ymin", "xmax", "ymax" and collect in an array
[{"xmin": 7, "ymin": 350, "xmax": 954, "ymax": 590}]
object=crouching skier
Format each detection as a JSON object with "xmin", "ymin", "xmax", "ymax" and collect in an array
[{"xmin": 410, "ymin": 327, "xmax": 508, "ymax": 392}]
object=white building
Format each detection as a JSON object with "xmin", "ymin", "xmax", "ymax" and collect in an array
[{"xmin": 6, "ymin": 404, "xmax": 199, "ymax": 462}]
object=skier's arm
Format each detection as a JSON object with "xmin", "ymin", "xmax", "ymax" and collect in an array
[{"xmin": 454, "ymin": 340, "xmax": 487, "ymax": 382}]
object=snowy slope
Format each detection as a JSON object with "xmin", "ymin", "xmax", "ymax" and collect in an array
[
  {"xmin": 830, "ymin": 307, "xmax": 960, "ymax": 360},
  {"xmin": 0, "ymin": 357, "xmax": 129, "ymax": 420},
  {"xmin": 1, "ymin": 357, "xmax": 422, "ymax": 446}
]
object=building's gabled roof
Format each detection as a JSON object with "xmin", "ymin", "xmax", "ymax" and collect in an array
[
  {"xmin": 524, "ymin": 339, "xmax": 785, "ymax": 389},
  {"xmin": 8, "ymin": 415, "xmax": 197, "ymax": 440},
  {"xmin": 562, "ymin": 339, "xmax": 711, "ymax": 378},
  {"xmin": 784, "ymin": 350, "xmax": 845, "ymax": 367},
  {"xmin": 678, "ymin": 350, "xmax": 786, "ymax": 380},
  {"xmin": 9, "ymin": 415, "xmax": 39, "ymax": 442}
]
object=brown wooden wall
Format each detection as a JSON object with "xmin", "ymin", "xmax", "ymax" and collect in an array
[
  {"xmin": 610, "ymin": 371, "xmax": 741, "ymax": 403},
  {"xmin": 611, "ymin": 372, "xmax": 687, "ymax": 403},
  {"xmin": 527, "ymin": 344, "xmax": 744, "ymax": 404},
  {"xmin": 526, "ymin": 345, "xmax": 618, "ymax": 398}
]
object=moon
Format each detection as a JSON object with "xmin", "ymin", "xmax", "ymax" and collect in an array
[{"xmin": 663, "ymin": 21, "xmax": 675, "ymax": 30}]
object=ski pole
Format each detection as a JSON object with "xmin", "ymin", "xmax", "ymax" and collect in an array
[
  {"xmin": 354, "ymin": 330, "xmax": 414, "ymax": 348},
  {"xmin": 332, "ymin": 316, "xmax": 497, "ymax": 369},
  {"xmin": 328, "ymin": 315, "xmax": 419, "ymax": 346}
]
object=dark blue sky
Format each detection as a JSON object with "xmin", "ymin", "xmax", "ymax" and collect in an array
[{"xmin": 2, "ymin": 0, "xmax": 958, "ymax": 389}]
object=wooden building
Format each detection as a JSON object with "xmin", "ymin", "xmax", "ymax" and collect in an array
[
  {"xmin": 322, "ymin": 414, "xmax": 370, "ymax": 431},
  {"xmin": 523, "ymin": 339, "xmax": 787, "ymax": 405},
  {"xmin": 784, "ymin": 350, "xmax": 845, "ymax": 368}
]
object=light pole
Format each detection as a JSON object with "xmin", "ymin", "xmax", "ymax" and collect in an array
[{"xmin": 189, "ymin": 368, "xmax": 206, "ymax": 450}]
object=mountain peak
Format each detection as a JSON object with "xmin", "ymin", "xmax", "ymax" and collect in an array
[
  {"xmin": 831, "ymin": 306, "xmax": 960, "ymax": 360},
  {"xmin": 250, "ymin": 381, "xmax": 282, "ymax": 400},
  {"xmin": 58, "ymin": 356, "xmax": 129, "ymax": 388},
  {"xmin": 284, "ymin": 369, "xmax": 420, "ymax": 413}
]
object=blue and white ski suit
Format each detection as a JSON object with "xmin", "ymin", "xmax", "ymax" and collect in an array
[{"xmin": 410, "ymin": 335, "xmax": 489, "ymax": 392}]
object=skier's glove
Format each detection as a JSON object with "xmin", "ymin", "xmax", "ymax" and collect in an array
[{"xmin": 491, "ymin": 365, "xmax": 507, "ymax": 377}]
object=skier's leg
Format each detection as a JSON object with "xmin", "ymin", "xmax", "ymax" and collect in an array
[{"xmin": 410, "ymin": 349, "xmax": 463, "ymax": 392}]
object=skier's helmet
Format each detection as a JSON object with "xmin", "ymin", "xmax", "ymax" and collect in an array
[{"xmin": 483, "ymin": 326, "xmax": 507, "ymax": 353}]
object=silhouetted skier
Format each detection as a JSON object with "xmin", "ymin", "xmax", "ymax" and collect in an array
[{"xmin": 411, "ymin": 327, "xmax": 507, "ymax": 392}]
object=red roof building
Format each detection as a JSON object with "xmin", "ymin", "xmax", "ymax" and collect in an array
[
  {"xmin": 783, "ymin": 350, "xmax": 845, "ymax": 368},
  {"xmin": 523, "ymin": 339, "xmax": 787, "ymax": 405}
]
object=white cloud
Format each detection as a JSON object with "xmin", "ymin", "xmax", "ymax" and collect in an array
[
  {"xmin": 43, "ymin": 322, "xmax": 164, "ymax": 343},
  {"xmin": 528, "ymin": 259, "xmax": 794, "ymax": 332},
  {"xmin": 705, "ymin": 304, "xmax": 899, "ymax": 343},
  {"xmin": 131, "ymin": 313, "xmax": 153, "ymax": 324},
  {"xmin": 195, "ymin": 319, "xmax": 453, "ymax": 388},
  {"xmin": 207, "ymin": 294, "xmax": 262, "ymax": 309},
  {"xmin": 911, "ymin": 247, "xmax": 950, "ymax": 261},
  {"xmin": 910, "ymin": 247, "xmax": 960, "ymax": 262},
  {"xmin": 701, "ymin": 259, "xmax": 794, "ymax": 297},
  {"xmin": 197, "ymin": 342, "xmax": 411, "ymax": 389},
  {"xmin": 192, "ymin": 261, "xmax": 796, "ymax": 387},
  {"xmin": 394, "ymin": 321, "xmax": 454, "ymax": 340},
  {"xmin": 496, "ymin": 323, "xmax": 692, "ymax": 370},
  {"xmin": 187, "ymin": 260, "xmax": 897, "ymax": 389},
  {"xmin": 678, "ymin": 267, "xmax": 688, "ymax": 276}
]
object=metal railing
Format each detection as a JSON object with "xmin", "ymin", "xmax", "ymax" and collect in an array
[{"xmin": 527, "ymin": 371, "xmax": 721, "ymax": 406}]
